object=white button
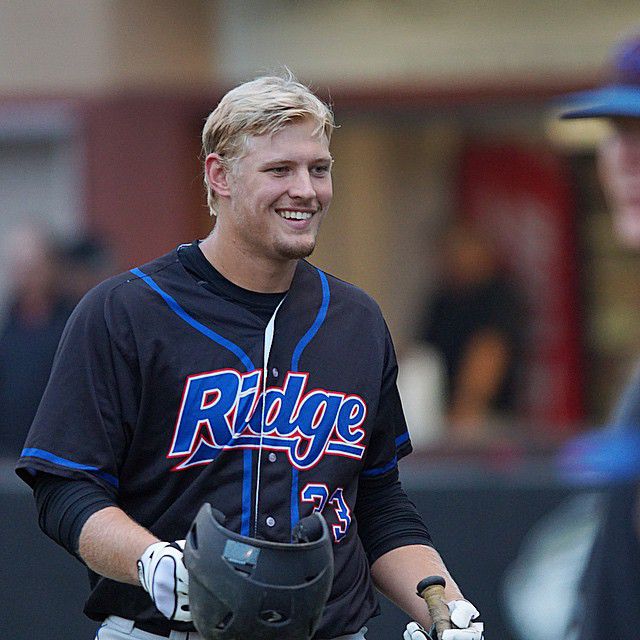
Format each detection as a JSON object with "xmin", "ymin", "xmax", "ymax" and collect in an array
[
  {"xmin": 266, "ymin": 516, "xmax": 276, "ymax": 527},
  {"xmin": 271, "ymin": 367, "xmax": 279, "ymax": 378},
  {"xmin": 268, "ymin": 452, "xmax": 277, "ymax": 462}
]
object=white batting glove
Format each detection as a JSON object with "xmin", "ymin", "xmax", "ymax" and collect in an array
[
  {"xmin": 404, "ymin": 621, "xmax": 431, "ymax": 639},
  {"xmin": 137, "ymin": 540, "xmax": 191, "ymax": 622},
  {"xmin": 403, "ymin": 601, "xmax": 483, "ymax": 640},
  {"xmin": 442, "ymin": 600, "xmax": 483, "ymax": 640}
]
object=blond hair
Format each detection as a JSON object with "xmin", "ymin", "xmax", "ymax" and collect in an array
[{"xmin": 202, "ymin": 72, "xmax": 335, "ymax": 216}]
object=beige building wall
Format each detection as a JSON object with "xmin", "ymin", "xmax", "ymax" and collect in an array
[
  {"xmin": 215, "ymin": 0, "xmax": 640, "ymax": 86},
  {"xmin": 0, "ymin": 0, "xmax": 215, "ymax": 93},
  {"xmin": 0, "ymin": 0, "xmax": 112, "ymax": 93},
  {"xmin": 1, "ymin": 1, "xmax": 640, "ymax": 93}
]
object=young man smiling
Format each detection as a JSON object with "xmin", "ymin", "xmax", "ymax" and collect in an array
[
  {"xmin": 201, "ymin": 116, "xmax": 333, "ymax": 290},
  {"xmin": 17, "ymin": 74, "xmax": 483, "ymax": 640}
]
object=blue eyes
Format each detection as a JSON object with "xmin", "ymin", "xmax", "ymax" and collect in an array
[{"xmin": 268, "ymin": 166, "xmax": 331, "ymax": 176}]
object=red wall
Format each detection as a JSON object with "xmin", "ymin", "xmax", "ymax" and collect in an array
[
  {"xmin": 82, "ymin": 92, "xmax": 216, "ymax": 269},
  {"xmin": 459, "ymin": 141, "xmax": 584, "ymax": 434}
]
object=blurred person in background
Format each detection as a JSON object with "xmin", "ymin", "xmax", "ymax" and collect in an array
[
  {"xmin": 558, "ymin": 31, "xmax": 640, "ymax": 640},
  {"xmin": 0, "ymin": 224, "xmax": 74, "ymax": 457},
  {"xmin": 417, "ymin": 220, "xmax": 524, "ymax": 444},
  {"xmin": 59, "ymin": 235, "xmax": 116, "ymax": 304}
]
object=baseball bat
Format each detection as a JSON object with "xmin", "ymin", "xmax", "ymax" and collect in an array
[{"xmin": 416, "ymin": 575, "xmax": 452, "ymax": 640}]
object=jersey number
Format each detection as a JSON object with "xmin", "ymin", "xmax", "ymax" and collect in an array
[{"xmin": 301, "ymin": 483, "xmax": 351, "ymax": 542}]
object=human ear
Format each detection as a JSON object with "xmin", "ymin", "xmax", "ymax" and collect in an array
[{"xmin": 205, "ymin": 154, "xmax": 231, "ymax": 198}]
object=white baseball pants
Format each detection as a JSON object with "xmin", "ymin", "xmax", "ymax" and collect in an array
[{"xmin": 96, "ymin": 616, "xmax": 367, "ymax": 640}]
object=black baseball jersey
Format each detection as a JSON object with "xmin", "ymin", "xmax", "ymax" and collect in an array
[{"xmin": 17, "ymin": 245, "xmax": 412, "ymax": 637}]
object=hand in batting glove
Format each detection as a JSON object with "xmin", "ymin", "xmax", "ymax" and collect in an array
[
  {"xmin": 404, "ymin": 621, "xmax": 432, "ymax": 639},
  {"xmin": 137, "ymin": 540, "xmax": 191, "ymax": 622},
  {"xmin": 403, "ymin": 600, "xmax": 484, "ymax": 640}
]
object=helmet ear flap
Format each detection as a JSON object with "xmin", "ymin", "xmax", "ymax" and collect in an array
[{"xmin": 184, "ymin": 504, "xmax": 334, "ymax": 640}]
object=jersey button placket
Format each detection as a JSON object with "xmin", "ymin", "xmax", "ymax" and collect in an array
[{"xmin": 266, "ymin": 516, "xmax": 276, "ymax": 527}]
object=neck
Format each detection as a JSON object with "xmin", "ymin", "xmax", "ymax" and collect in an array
[{"xmin": 199, "ymin": 233, "xmax": 295, "ymax": 293}]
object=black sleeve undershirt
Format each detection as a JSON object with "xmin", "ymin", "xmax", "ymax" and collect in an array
[
  {"xmin": 355, "ymin": 467, "xmax": 433, "ymax": 566},
  {"xmin": 32, "ymin": 473, "xmax": 117, "ymax": 559},
  {"xmin": 33, "ymin": 460, "xmax": 431, "ymax": 567}
]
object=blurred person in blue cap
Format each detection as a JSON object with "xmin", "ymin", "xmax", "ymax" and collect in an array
[
  {"xmin": 562, "ymin": 33, "xmax": 640, "ymax": 248},
  {"xmin": 558, "ymin": 30, "xmax": 640, "ymax": 640}
]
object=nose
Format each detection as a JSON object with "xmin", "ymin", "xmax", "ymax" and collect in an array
[{"xmin": 288, "ymin": 169, "xmax": 316, "ymax": 200}]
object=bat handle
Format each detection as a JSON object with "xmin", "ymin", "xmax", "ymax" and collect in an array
[{"xmin": 416, "ymin": 575, "xmax": 452, "ymax": 640}]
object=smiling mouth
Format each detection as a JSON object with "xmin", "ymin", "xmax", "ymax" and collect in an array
[{"xmin": 277, "ymin": 209, "xmax": 315, "ymax": 220}]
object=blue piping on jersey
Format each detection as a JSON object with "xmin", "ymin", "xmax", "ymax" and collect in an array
[
  {"xmin": 290, "ymin": 466, "xmax": 299, "ymax": 536},
  {"xmin": 241, "ymin": 450, "xmax": 252, "ymax": 536},
  {"xmin": 359, "ymin": 435, "xmax": 409, "ymax": 478},
  {"xmin": 21, "ymin": 448, "xmax": 119, "ymax": 488},
  {"xmin": 395, "ymin": 432, "xmax": 410, "ymax": 447},
  {"xmin": 132, "ymin": 265, "xmax": 332, "ymax": 538},
  {"xmin": 290, "ymin": 267, "xmax": 330, "ymax": 534},
  {"xmin": 361, "ymin": 434, "xmax": 408, "ymax": 477},
  {"xmin": 130, "ymin": 267, "xmax": 254, "ymax": 371},
  {"xmin": 361, "ymin": 456, "xmax": 398, "ymax": 477},
  {"xmin": 131, "ymin": 266, "xmax": 259, "ymax": 535},
  {"xmin": 291, "ymin": 268, "xmax": 330, "ymax": 371}
]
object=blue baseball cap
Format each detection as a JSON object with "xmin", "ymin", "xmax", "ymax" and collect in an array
[
  {"xmin": 560, "ymin": 33, "xmax": 640, "ymax": 119},
  {"xmin": 557, "ymin": 425, "xmax": 640, "ymax": 485}
]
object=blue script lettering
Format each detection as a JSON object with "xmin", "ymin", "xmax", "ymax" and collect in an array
[{"xmin": 169, "ymin": 369, "xmax": 367, "ymax": 470}]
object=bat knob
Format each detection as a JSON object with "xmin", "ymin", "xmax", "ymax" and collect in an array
[{"xmin": 417, "ymin": 575, "xmax": 446, "ymax": 596}]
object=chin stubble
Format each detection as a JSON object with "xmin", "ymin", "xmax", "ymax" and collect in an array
[{"xmin": 277, "ymin": 238, "xmax": 317, "ymax": 260}]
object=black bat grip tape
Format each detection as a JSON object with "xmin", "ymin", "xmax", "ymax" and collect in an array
[{"xmin": 417, "ymin": 575, "xmax": 446, "ymax": 595}]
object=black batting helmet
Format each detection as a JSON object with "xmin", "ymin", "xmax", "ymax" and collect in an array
[{"xmin": 184, "ymin": 503, "xmax": 334, "ymax": 640}]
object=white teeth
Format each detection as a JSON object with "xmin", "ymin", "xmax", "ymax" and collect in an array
[{"xmin": 278, "ymin": 210, "xmax": 313, "ymax": 220}]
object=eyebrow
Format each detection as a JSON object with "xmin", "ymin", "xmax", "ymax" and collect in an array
[{"xmin": 262, "ymin": 155, "xmax": 334, "ymax": 165}]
